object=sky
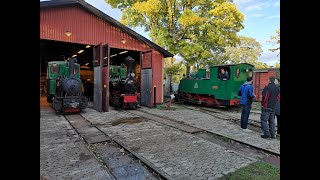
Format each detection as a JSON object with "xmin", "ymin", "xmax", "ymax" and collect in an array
[
  {"xmin": 41, "ymin": 0, "xmax": 280, "ymax": 66},
  {"xmin": 234, "ymin": 0, "xmax": 280, "ymax": 65}
]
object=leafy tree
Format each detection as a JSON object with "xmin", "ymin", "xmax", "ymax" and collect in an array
[
  {"xmin": 268, "ymin": 29, "xmax": 280, "ymax": 55},
  {"xmin": 224, "ymin": 36, "xmax": 263, "ymax": 64},
  {"xmin": 254, "ymin": 62, "xmax": 269, "ymax": 69},
  {"xmin": 163, "ymin": 57, "xmax": 183, "ymax": 95},
  {"xmin": 163, "ymin": 57, "xmax": 183, "ymax": 80},
  {"xmin": 198, "ymin": 36, "xmax": 268, "ymax": 69},
  {"xmin": 105, "ymin": 0, "xmax": 244, "ymax": 76}
]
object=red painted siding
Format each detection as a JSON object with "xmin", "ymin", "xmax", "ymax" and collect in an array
[
  {"xmin": 253, "ymin": 69, "xmax": 279, "ymax": 101},
  {"xmin": 40, "ymin": 6, "xmax": 150, "ymax": 51},
  {"xmin": 152, "ymin": 50, "xmax": 163, "ymax": 104},
  {"xmin": 40, "ymin": 6, "xmax": 165, "ymax": 103}
]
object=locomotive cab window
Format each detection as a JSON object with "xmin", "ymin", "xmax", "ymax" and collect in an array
[
  {"xmin": 235, "ymin": 68, "xmax": 240, "ymax": 78},
  {"xmin": 218, "ymin": 67, "xmax": 230, "ymax": 80},
  {"xmin": 51, "ymin": 63, "xmax": 59, "ymax": 73},
  {"xmin": 248, "ymin": 69, "xmax": 253, "ymax": 77}
]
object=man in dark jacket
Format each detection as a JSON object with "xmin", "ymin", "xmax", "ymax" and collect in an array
[
  {"xmin": 238, "ymin": 77, "xmax": 255, "ymax": 131},
  {"xmin": 274, "ymin": 78, "xmax": 280, "ymax": 134},
  {"xmin": 260, "ymin": 76, "xmax": 280, "ymax": 139}
]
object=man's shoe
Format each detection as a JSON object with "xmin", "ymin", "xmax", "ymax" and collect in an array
[{"xmin": 261, "ymin": 135, "xmax": 270, "ymax": 139}]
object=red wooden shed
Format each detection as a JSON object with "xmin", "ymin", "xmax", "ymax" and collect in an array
[
  {"xmin": 253, "ymin": 68, "xmax": 280, "ymax": 101},
  {"xmin": 40, "ymin": 0, "xmax": 173, "ymax": 111}
]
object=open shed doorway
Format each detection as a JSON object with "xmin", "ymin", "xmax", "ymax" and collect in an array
[
  {"xmin": 40, "ymin": 39, "xmax": 143, "ymax": 110},
  {"xmin": 40, "ymin": 39, "xmax": 94, "ymax": 98},
  {"xmin": 108, "ymin": 47, "xmax": 142, "ymax": 108}
]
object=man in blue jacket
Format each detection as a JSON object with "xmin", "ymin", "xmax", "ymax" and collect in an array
[{"xmin": 238, "ymin": 77, "xmax": 255, "ymax": 131}]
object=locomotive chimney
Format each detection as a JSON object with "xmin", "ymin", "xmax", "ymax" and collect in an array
[
  {"xmin": 69, "ymin": 58, "xmax": 77, "ymax": 78},
  {"xmin": 124, "ymin": 56, "xmax": 134, "ymax": 77}
]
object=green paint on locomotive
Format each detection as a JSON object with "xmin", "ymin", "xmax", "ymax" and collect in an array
[
  {"xmin": 47, "ymin": 63, "xmax": 127, "ymax": 97},
  {"xmin": 109, "ymin": 65, "xmax": 126, "ymax": 79},
  {"xmin": 178, "ymin": 63, "xmax": 254, "ymax": 101},
  {"xmin": 47, "ymin": 61, "xmax": 80, "ymax": 95},
  {"xmin": 119, "ymin": 67, "xmax": 126, "ymax": 78},
  {"xmin": 197, "ymin": 69, "xmax": 207, "ymax": 79}
]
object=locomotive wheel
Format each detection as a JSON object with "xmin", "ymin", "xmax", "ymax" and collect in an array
[
  {"xmin": 129, "ymin": 103, "xmax": 136, "ymax": 110},
  {"xmin": 114, "ymin": 96, "xmax": 121, "ymax": 108},
  {"xmin": 174, "ymin": 93, "xmax": 180, "ymax": 102},
  {"xmin": 53, "ymin": 99, "xmax": 63, "ymax": 112},
  {"xmin": 80, "ymin": 97, "xmax": 88, "ymax": 110}
]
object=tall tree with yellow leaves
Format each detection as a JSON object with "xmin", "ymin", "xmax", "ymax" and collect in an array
[{"xmin": 105, "ymin": 0, "xmax": 244, "ymax": 76}]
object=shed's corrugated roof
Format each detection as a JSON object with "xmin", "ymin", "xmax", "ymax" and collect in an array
[{"xmin": 40, "ymin": 0, "xmax": 174, "ymax": 57}]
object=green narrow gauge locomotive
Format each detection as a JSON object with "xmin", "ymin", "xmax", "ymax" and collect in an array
[
  {"xmin": 177, "ymin": 63, "xmax": 254, "ymax": 107},
  {"xmin": 46, "ymin": 58, "xmax": 88, "ymax": 113}
]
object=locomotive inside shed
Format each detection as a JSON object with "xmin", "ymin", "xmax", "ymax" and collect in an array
[
  {"xmin": 40, "ymin": 39, "xmax": 94, "ymax": 96},
  {"xmin": 108, "ymin": 48, "xmax": 142, "ymax": 96},
  {"xmin": 40, "ymin": 39, "xmax": 142, "ymax": 108}
]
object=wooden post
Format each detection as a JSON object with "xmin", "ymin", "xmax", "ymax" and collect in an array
[{"xmin": 154, "ymin": 85, "xmax": 156, "ymax": 108}]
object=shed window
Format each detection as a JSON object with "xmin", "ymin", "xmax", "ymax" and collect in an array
[{"xmin": 51, "ymin": 63, "xmax": 59, "ymax": 73}]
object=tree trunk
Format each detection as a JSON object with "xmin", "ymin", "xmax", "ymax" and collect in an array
[
  {"xmin": 186, "ymin": 66, "xmax": 190, "ymax": 77},
  {"xmin": 164, "ymin": 73, "xmax": 171, "ymax": 97}
]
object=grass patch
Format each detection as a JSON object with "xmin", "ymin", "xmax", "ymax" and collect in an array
[{"xmin": 219, "ymin": 161, "xmax": 280, "ymax": 180}]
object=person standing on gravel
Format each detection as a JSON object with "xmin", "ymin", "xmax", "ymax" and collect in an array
[
  {"xmin": 274, "ymin": 78, "xmax": 280, "ymax": 135},
  {"xmin": 238, "ymin": 77, "xmax": 255, "ymax": 132},
  {"xmin": 260, "ymin": 76, "xmax": 280, "ymax": 139}
]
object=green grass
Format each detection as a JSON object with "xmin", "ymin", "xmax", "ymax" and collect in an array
[{"xmin": 219, "ymin": 161, "xmax": 280, "ymax": 180}]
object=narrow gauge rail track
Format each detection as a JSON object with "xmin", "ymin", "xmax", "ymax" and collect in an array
[
  {"xmin": 63, "ymin": 106, "xmax": 279, "ymax": 166},
  {"xmin": 63, "ymin": 113, "xmax": 167, "ymax": 180},
  {"xmin": 173, "ymin": 103, "xmax": 279, "ymax": 136},
  {"xmin": 186, "ymin": 106, "xmax": 262, "ymax": 129},
  {"xmin": 124, "ymin": 109, "xmax": 280, "ymax": 157}
]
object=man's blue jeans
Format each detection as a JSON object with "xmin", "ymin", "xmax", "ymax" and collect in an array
[
  {"xmin": 260, "ymin": 107, "xmax": 276, "ymax": 137},
  {"xmin": 241, "ymin": 104, "xmax": 252, "ymax": 129}
]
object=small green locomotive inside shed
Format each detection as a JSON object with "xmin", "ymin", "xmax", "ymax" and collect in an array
[
  {"xmin": 47, "ymin": 58, "xmax": 88, "ymax": 113},
  {"xmin": 177, "ymin": 63, "xmax": 254, "ymax": 107}
]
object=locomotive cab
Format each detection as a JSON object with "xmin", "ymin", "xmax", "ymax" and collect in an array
[{"xmin": 177, "ymin": 63, "xmax": 254, "ymax": 108}]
